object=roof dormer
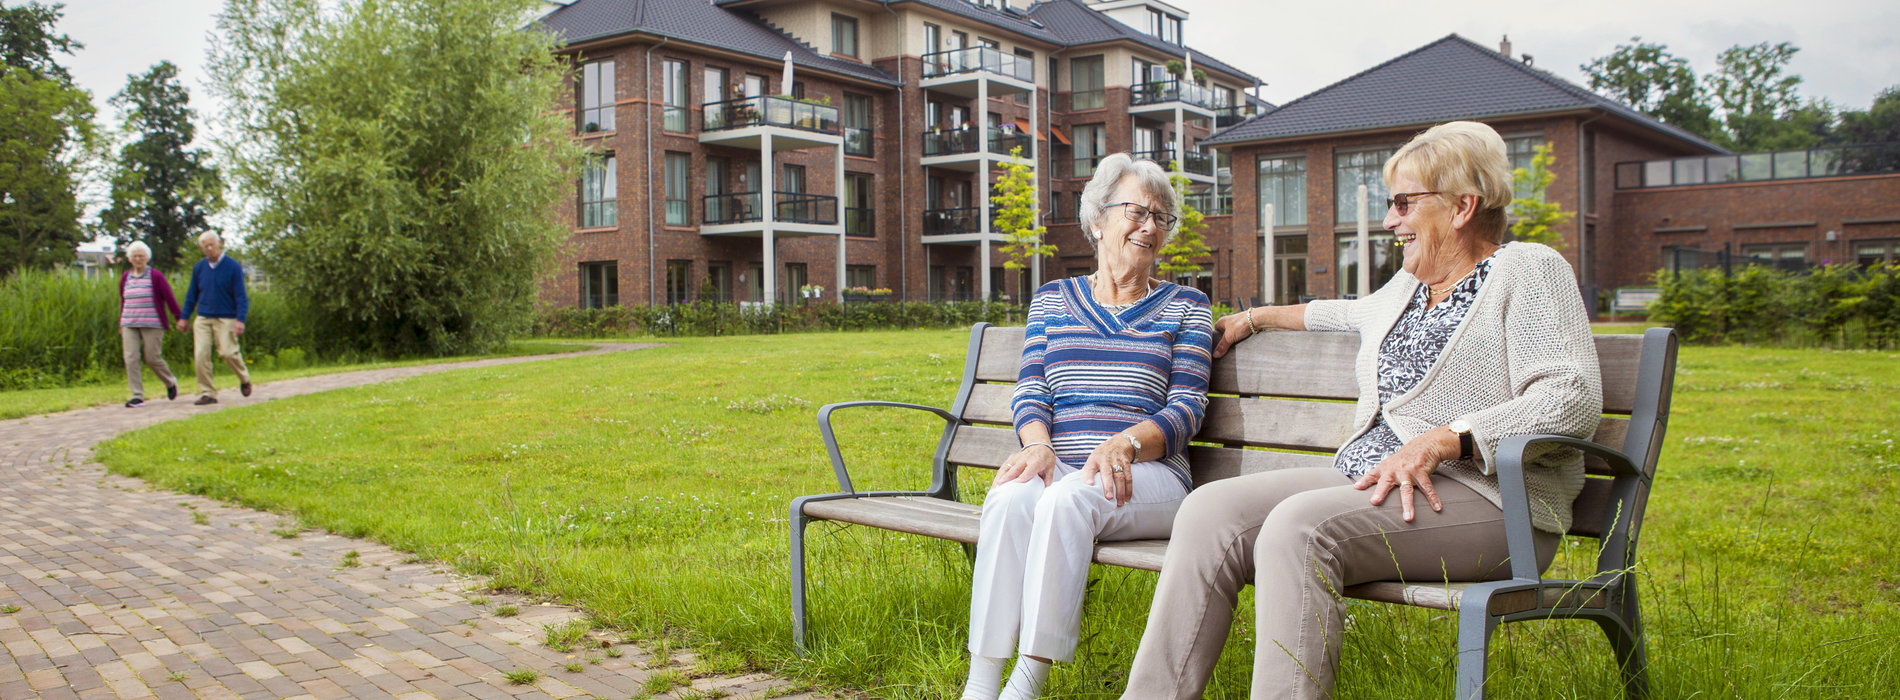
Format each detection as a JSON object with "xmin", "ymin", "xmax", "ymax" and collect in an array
[{"xmin": 1084, "ymin": 0, "xmax": 1189, "ymax": 45}]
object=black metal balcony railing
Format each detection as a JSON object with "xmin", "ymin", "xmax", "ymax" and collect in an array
[
  {"xmin": 923, "ymin": 207, "xmax": 983, "ymax": 235},
  {"xmin": 921, "ymin": 127, "xmax": 1034, "ymax": 158},
  {"xmin": 1615, "ymin": 141, "xmax": 1900, "ymax": 189},
  {"xmin": 703, "ymin": 192, "xmax": 760, "ymax": 225},
  {"xmin": 1214, "ymin": 105, "xmax": 1251, "ymax": 128},
  {"xmin": 844, "ymin": 127, "xmax": 874, "ymax": 157},
  {"xmin": 845, "ymin": 207, "xmax": 874, "ymax": 237},
  {"xmin": 1182, "ymin": 151, "xmax": 1214, "ymax": 176},
  {"xmin": 921, "ymin": 46, "xmax": 1034, "ymax": 82},
  {"xmin": 703, "ymin": 191, "xmax": 841, "ymax": 225},
  {"xmin": 1132, "ymin": 149, "xmax": 1175, "ymax": 168},
  {"xmin": 1130, "ymin": 79, "xmax": 1229, "ymax": 110},
  {"xmin": 701, "ymin": 95, "xmax": 841, "ymax": 134}
]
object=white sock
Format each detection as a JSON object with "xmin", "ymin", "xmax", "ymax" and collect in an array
[
  {"xmin": 998, "ymin": 657, "xmax": 1051, "ymax": 700},
  {"xmin": 962, "ymin": 655, "xmax": 1006, "ymax": 700}
]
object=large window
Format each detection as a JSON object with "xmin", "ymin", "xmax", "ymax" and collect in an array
[
  {"xmin": 1336, "ymin": 233, "xmax": 1400, "ymax": 298},
  {"xmin": 847, "ymin": 264, "xmax": 876, "ymax": 289},
  {"xmin": 703, "ymin": 66, "xmax": 728, "ymax": 105},
  {"xmin": 831, "ymin": 14, "xmax": 858, "ymax": 58},
  {"xmin": 1334, "ymin": 147, "xmax": 1395, "ymax": 226},
  {"xmin": 579, "ymin": 261, "xmax": 618, "ymax": 308},
  {"xmin": 843, "ymin": 93, "xmax": 873, "ymax": 157},
  {"xmin": 1070, "ymin": 56, "xmax": 1104, "ymax": 110},
  {"xmin": 1073, "ymin": 124, "xmax": 1106, "ymax": 178},
  {"xmin": 580, "ymin": 60, "xmax": 615, "ymax": 133},
  {"xmin": 1741, "ymin": 242, "xmax": 1807, "ymax": 268},
  {"xmin": 662, "ymin": 59, "xmax": 688, "ymax": 132},
  {"xmin": 1856, "ymin": 239, "xmax": 1899, "ymax": 266},
  {"xmin": 1505, "ymin": 135, "xmax": 1540, "ymax": 199},
  {"xmin": 1268, "ymin": 235, "xmax": 1308, "ymax": 305},
  {"xmin": 664, "ymin": 152, "xmax": 690, "ymax": 225},
  {"xmin": 706, "ymin": 262, "xmax": 732, "ymax": 302},
  {"xmin": 665, "ymin": 260, "xmax": 692, "ymax": 304},
  {"xmin": 1258, "ymin": 156, "xmax": 1307, "ymax": 227},
  {"xmin": 1148, "ymin": 8, "xmax": 1181, "ymax": 44},
  {"xmin": 781, "ymin": 164, "xmax": 805, "ymax": 194},
  {"xmin": 845, "ymin": 172, "xmax": 874, "ymax": 237},
  {"xmin": 581, "ymin": 154, "xmax": 616, "ymax": 229}
]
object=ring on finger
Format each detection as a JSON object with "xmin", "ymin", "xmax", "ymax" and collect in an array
[
  {"xmin": 1400, "ymin": 480, "xmax": 1413, "ymax": 487},
  {"xmin": 1111, "ymin": 464, "xmax": 1125, "ymax": 473}
]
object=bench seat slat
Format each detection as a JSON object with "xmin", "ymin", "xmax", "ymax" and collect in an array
[{"xmin": 801, "ymin": 496, "xmax": 1171, "ymax": 570}]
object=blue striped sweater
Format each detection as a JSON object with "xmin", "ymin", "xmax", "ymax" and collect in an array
[{"xmin": 1012, "ymin": 276, "xmax": 1215, "ymax": 491}]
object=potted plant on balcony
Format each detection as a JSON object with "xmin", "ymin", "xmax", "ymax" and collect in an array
[{"xmin": 1192, "ymin": 67, "xmax": 1207, "ymax": 86}]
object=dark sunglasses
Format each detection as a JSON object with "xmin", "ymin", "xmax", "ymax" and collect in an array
[
  {"xmin": 1385, "ymin": 191, "xmax": 1441, "ymax": 216},
  {"xmin": 1105, "ymin": 202, "xmax": 1179, "ymax": 230}
]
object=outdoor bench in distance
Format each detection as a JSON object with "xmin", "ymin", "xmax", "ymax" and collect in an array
[{"xmin": 790, "ymin": 323, "xmax": 1677, "ymax": 699}]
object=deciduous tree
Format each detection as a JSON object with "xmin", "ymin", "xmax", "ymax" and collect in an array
[
  {"xmin": 1709, "ymin": 42, "xmax": 1825, "ymax": 151},
  {"xmin": 101, "ymin": 61, "xmax": 222, "ymax": 271},
  {"xmin": 210, "ymin": 0, "xmax": 587, "ymax": 355},
  {"xmin": 1508, "ymin": 142, "xmax": 1572, "ymax": 249},
  {"xmin": 992, "ymin": 145, "xmax": 1053, "ymax": 299},
  {"xmin": 0, "ymin": 2, "xmax": 94, "ymax": 276},
  {"xmin": 1157, "ymin": 161, "xmax": 1211, "ymax": 280},
  {"xmin": 1582, "ymin": 38, "xmax": 1720, "ymax": 142}
]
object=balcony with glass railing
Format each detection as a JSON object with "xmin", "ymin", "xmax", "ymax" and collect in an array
[
  {"xmin": 1184, "ymin": 192, "xmax": 1233, "ymax": 216},
  {"xmin": 698, "ymin": 95, "xmax": 841, "ymax": 150},
  {"xmin": 1615, "ymin": 141, "xmax": 1900, "ymax": 189},
  {"xmin": 922, "ymin": 127, "xmax": 1034, "ymax": 159},
  {"xmin": 702, "ymin": 191, "xmax": 840, "ymax": 235},
  {"xmin": 1129, "ymin": 79, "xmax": 1228, "ymax": 115},
  {"xmin": 1131, "ymin": 149, "xmax": 1175, "ymax": 168},
  {"xmin": 1214, "ymin": 105, "xmax": 1252, "ymax": 128},
  {"xmin": 921, "ymin": 46, "xmax": 1035, "ymax": 96}
]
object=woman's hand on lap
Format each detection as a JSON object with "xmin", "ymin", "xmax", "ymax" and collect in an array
[
  {"xmin": 1354, "ymin": 429, "xmax": 1453, "ymax": 522},
  {"xmin": 1081, "ymin": 438, "xmax": 1137, "ymax": 506},
  {"xmin": 995, "ymin": 444, "xmax": 1059, "ymax": 486}
]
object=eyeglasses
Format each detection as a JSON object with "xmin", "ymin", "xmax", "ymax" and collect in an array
[
  {"xmin": 1385, "ymin": 191, "xmax": 1441, "ymax": 216},
  {"xmin": 1104, "ymin": 202, "xmax": 1179, "ymax": 230}
]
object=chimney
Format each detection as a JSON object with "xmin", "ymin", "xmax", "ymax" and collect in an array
[{"xmin": 1498, "ymin": 35, "xmax": 1512, "ymax": 57}]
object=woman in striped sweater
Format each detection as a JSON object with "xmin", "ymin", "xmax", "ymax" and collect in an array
[
  {"xmin": 961, "ymin": 153, "xmax": 1214, "ymax": 700},
  {"xmin": 118, "ymin": 241, "xmax": 181, "ymax": 407}
]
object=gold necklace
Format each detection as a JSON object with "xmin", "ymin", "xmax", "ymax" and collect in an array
[{"xmin": 1426, "ymin": 266, "xmax": 1478, "ymax": 296}]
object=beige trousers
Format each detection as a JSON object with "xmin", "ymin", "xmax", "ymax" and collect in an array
[
  {"xmin": 192, "ymin": 317, "xmax": 251, "ymax": 398},
  {"xmin": 120, "ymin": 326, "xmax": 176, "ymax": 400},
  {"xmin": 1121, "ymin": 468, "xmax": 1559, "ymax": 700}
]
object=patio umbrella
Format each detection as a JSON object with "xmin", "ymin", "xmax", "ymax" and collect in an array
[
  {"xmin": 1184, "ymin": 51, "xmax": 1193, "ymax": 81},
  {"xmin": 781, "ymin": 51, "xmax": 794, "ymax": 94}
]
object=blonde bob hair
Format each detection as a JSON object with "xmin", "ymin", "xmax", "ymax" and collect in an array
[
  {"xmin": 1078, "ymin": 152, "xmax": 1179, "ymax": 250},
  {"xmin": 1384, "ymin": 121, "xmax": 1514, "ymax": 241}
]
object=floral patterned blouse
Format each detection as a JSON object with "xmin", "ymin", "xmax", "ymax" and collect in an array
[{"xmin": 1332, "ymin": 251, "xmax": 1499, "ymax": 479}]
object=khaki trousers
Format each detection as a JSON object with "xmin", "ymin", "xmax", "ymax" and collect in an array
[
  {"xmin": 1121, "ymin": 468, "xmax": 1559, "ymax": 700},
  {"xmin": 192, "ymin": 316, "xmax": 251, "ymax": 398},
  {"xmin": 120, "ymin": 326, "xmax": 176, "ymax": 400}
]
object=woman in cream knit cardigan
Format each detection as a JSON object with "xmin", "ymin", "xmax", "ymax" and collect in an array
[{"xmin": 1119, "ymin": 121, "xmax": 1602, "ymax": 700}]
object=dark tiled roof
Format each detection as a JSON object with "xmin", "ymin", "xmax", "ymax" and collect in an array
[
  {"xmin": 1204, "ymin": 34, "xmax": 1724, "ymax": 154},
  {"xmin": 535, "ymin": 0, "xmax": 900, "ymax": 85},
  {"xmin": 1027, "ymin": 0, "xmax": 1256, "ymax": 83},
  {"xmin": 881, "ymin": 0, "xmax": 1065, "ymax": 45}
]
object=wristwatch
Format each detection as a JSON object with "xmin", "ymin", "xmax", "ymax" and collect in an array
[
  {"xmin": 1118, "ymin": 432, "xmax": 1142, "ymax": 458},
  {"xmin": 1447, "ymin": 419, "xmax": 1474, "ymax": 461}
]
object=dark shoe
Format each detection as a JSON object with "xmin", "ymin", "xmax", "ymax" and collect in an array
[
  {"xmin": 166, "ymin": 384, "xmax": 178, "ymax": 401},
  {"xmin": 194, "ymin": 396, "xmax": 218, "ymax": 406},
  {"xmin": 125, "ymin": 398, "xmax": 144, "ymax": 408},
  {"xmin": 241, "ymin": 382, "xmax": 253, "ymax": 397}
]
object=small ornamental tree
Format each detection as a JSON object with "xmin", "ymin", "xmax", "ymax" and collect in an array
[
  {"xmin": 992, "ymin": 145, "xmax": 1053, "ymax": 297},
  {"xmin": 1508, "ymin": 142, "xmax": 1573, "ymax": 249},
  {"xmin": 1158, "ymin": 160, "xmax": 1211, "ymax": 279}
]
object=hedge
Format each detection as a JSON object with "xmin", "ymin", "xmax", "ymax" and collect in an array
[{"xmin": 1648, "ymin": 263, "xmax": 1900, "ymax": 348}]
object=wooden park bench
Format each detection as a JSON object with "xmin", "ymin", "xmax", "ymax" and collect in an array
[{"xmin": 790, "ymin": 323, "xmax": 1678, "ymax": 699}]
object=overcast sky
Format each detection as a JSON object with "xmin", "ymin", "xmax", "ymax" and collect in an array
[{"xmin": 57, "ymin": 0, "xmax": 1899, "ymax": 130}]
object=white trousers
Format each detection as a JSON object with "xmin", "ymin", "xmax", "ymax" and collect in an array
[{"xmin": 968, "ymin": 461, "xmax": 1188, "ymax": 662}]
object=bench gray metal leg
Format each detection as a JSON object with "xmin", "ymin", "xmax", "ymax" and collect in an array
[
  {"xmin": 1455, "ymin": 593, "xmax": 1501, "ymax": 700},
  {"xmin": 789, "ymin": 497, "xmax": 814, "ymax": 655},
  {"xmin": 1597, "ymin": 584, "xmax": 1650, "ymax": 699}
]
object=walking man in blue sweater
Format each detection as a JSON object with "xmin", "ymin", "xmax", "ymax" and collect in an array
[{"xmin": 175, "ymin": 232, "xmax": 253, "ymax": 405}]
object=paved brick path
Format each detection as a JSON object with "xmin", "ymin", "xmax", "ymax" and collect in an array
[{"xmin": 0, "ymin": 346, "xmax": 813, "ymax": 700}]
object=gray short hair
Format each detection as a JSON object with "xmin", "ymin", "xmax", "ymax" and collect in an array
[
  {"xmin": 1078, "ymin": 152, "xmax": 1178, "ymax": 250},
  {"xmin": 197, "ymin": 231, "xmax": 221, "ymax": 245},
  {"xmin": 124, "ymin": 241, "xmax": 152, "ymax": 259}
]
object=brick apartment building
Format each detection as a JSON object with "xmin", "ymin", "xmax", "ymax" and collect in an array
[
  {"xmin": 533, "ymin": 0, "xmax": 1267, "ymax": 307},
  {"xmin": 1203, "ymin": 34, "xmax": 1900, "ymax": 306}
]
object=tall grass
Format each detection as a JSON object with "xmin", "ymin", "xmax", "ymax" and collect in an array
[{"xmin": 2, "ymin": 268, "xmax": 312, "ymax": 390}]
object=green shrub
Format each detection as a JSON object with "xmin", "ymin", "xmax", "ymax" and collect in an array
[
  {"xmin": 1650, "ymin": 263, "xmax": 1900, "ymax": 348},
  {"xmin": 534, "ymin": 300, "xmax": 1027, "ymax": 338},
  {"xmin": 0, "ymin": 268, "xmax": 319, "ymax": 389}
]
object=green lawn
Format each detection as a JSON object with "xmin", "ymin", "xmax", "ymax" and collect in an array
[
  {"xmin": 91, "ymin": 330, "xmax": 1899, "ymax": 698},
  {"xmin": 0, "ymin": 340, "xmax": 583, "ymax": 420}
]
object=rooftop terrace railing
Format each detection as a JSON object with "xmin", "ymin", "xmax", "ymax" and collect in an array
[
  {"xmin": 922, "ymin": 46, "xmax": 1034, "ymax": 82},
  {"xmin": 1130, "ymin": 79, "xmax": 1228, "ymax": 110},
  {"xmin": 1615, "ymin": 141, "xmax": 1900, "ymax": 189}
]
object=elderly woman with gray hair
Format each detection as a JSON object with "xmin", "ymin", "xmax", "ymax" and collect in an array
[
  {"xmin": 960, "ymin": 152, "xmax": 1214, "ymax": 700},
  {"xmin": 1119, "ymin": 121, "xmax": 1602, "ymax": 699},
  {"xmin": 117, "ymin": 241, "xmax": 182, "ymax": 407}
]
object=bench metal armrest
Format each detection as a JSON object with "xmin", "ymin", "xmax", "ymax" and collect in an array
[
  {"xmin": 1493, "ymin": 434, "xmax": 1640, "ymax": 582},
  {"xmin": 817, "ymin": 400, "xmax": 960, "ymax": 495}
]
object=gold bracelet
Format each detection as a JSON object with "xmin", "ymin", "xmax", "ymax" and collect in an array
[{"xmin": 1245, "ymin": 306, "xmax": 1260, "ymax": 334}]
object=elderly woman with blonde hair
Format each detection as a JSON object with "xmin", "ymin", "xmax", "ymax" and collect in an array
[
  {"xmin": 117, "ymin": 241, "xmax": 182, "ymax": 407},
  {"xmin": 1120, "ymin": 121, "xmax": 1602, "ymax": 699},
  {"xmin": 960, "ymin": 152, "xmax": 1214, "ymax": 700}
]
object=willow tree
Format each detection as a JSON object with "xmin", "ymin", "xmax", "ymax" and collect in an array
[{"xmin": 210, "ymin": 0, "xmax": 587, "ymax": 355}]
